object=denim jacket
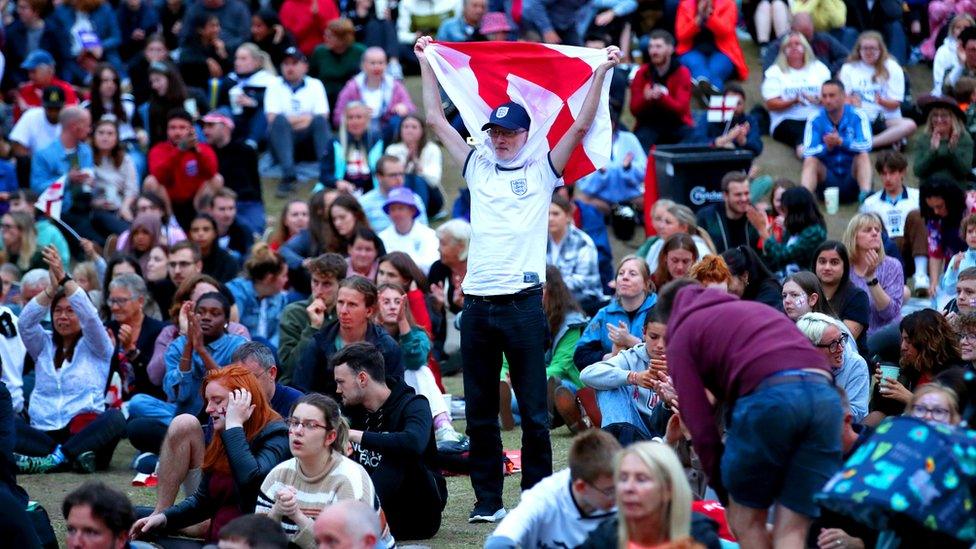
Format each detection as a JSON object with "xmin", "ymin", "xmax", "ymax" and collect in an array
[
  {"xmin": 164, "ymin": 333, "xmax": 249, "ymax": 415},
  {"xmin": 226, "ymin": 277, "xmax": 289, "ymax": 347}
]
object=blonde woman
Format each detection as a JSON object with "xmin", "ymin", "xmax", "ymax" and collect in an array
[
  {"xmin": 842, "ymin": 213, "xmax": 904, "ymax": 335},
  {"xmin": 913, "ymin": 95, "xmax": 974, "ymax": 182},
  {"xmin": 221, "ymin": 42, "xmax": 278, "ymax": 148},
  {"xmin": 907, "ymin": 383, "xmax": 962, "ymax": 426},
  {"xmin": 839, "ymin": 31, "xmax": 916, "ymax": 149},
  {"xmin": 1, "ymin": 212, "xmax": 41, "ymax": 271},
  {"xmin": 578, "ymin": 442, "xmax": 698, "ymax": 548},
  {"xmin": 761, "ymin": 32, "xmax": 831, "ymax": 155}
]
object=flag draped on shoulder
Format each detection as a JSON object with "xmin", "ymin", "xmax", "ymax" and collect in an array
[{"xmin": 426, "ymin": 41, "xmax": 613, "ymax": 184}]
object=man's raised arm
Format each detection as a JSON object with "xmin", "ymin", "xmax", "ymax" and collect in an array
[{"xmin": 415, "ymin": 36, "xmax": 473, "ymax": 169}]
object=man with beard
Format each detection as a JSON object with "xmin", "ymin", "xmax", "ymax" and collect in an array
[
  {"xmin": 695, "ymin": 171, "xmax": 764, "ymax": 254},
  {"xmin": 629, "ymin": 30, "xmax": 693, "ymax": 150}
]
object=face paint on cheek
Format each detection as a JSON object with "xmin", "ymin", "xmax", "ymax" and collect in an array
[{"xmin": 795, "ymin": 296, "xmax": 807, "ymax": 309}]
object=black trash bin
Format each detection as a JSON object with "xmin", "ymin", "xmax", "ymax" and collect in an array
[{"xmin": 652, "ymin": 145, "xmax": 755, "ymax": 211}]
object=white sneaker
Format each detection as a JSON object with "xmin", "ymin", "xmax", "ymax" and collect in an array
[
  {"xmin": 913, "ymin": 272, "xmax": 931, "ymax": 296},
  {"xmin": 435, "ymin": 425, "xmax": 463, "ymax": 444}
]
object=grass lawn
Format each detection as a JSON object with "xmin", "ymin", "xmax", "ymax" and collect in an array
[{"xmin": 20, "ymin": 37, "xmax": 936, "ymax": 547}]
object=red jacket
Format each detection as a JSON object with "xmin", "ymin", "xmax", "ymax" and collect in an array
[
  {"xmin": 15, "ymin": 78, "xmax": 78, "ymax": 121},
  {"xmin": 148, "ymin": 142, "xmax": 218, "ymax": 203},
  {"xmin": 675, "ymin": 0, "xmax": 748, "ymax": 81},
  {"xmin": 280, "ymin": 0, "xmax": 339, "ymax": 55},
  {"xmin": 629, "ymin": 58, "xmax": 694, "ymax": 129}
]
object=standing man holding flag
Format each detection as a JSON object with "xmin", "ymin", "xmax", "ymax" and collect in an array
[{"xmin": 414, "ymin": 35, "xmax": 619, "ymax": 523}]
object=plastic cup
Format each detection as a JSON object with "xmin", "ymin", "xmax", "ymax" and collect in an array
[
  {"xmin": 880, "ymin": 364, "xmax": 900, "ymax": 381},
  {"xmin": 824, "ymin": 187, "xmax": 840, "ymax": 215}
]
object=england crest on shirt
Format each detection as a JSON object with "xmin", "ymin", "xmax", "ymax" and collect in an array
[{"xmin": 510, "ymin": 178, "xmax": 527, "ymax": 196}]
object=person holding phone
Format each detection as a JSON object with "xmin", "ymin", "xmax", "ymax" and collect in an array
[{"xmin": 144, "ymin": 109, "xmax": 223, "ymax": 230}]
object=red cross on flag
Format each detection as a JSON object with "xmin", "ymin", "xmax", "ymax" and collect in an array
[
  {"xmin": 35, "ymin": 176, "xmax": 65, "ymax": 219},
  {"xmin": 425, "ymin": 41, "xmax": 612, "ymax": 184},
  {"xmin": 706, "ymin": 94, "xmax": 739, "ymax": 123}
]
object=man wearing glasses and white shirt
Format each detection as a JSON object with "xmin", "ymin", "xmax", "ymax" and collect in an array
[{"xmin": 414, "ymin": 35, "xmax": 620, "ymax": 523}]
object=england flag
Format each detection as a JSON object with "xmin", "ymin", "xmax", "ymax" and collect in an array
[{"xmin": 425, "ymin": 41, "xmax": 613, "ymax": 184}]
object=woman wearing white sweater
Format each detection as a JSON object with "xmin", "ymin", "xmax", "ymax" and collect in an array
[
  {"xmin": 839, "ymin": 31, "xmax": 917, "ymax": 150},
  {"xmin": 256, "ymin": 393, "xmax": 394, "ymax": 549}
]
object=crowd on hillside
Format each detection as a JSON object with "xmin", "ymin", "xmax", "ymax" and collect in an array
[{"xmin": 0, "ymin": 0, "xmax": 973, "ymax": 548}]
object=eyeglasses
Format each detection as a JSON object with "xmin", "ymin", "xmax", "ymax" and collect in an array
[
  {"xmin": 911, "ymin": 405, "xmax": 951, "ymax": 422},
  {"xmin": 586, "ymin": 481, "xmax": 616, "ymax": 499},
  {"xmin": 0, "ymin": 223, "xmax": 17, "ymax": 231},
  {"xmin": 960, "ymin": 333, "xmax": 976, "ymax": 343},
  {"xmin": 816, "ymin": 333, "xmax": 848, "ymax": 353},
  {"xmin": 286, "ymin": 418, "xmax": 328, "ymax": 432},
  {"xmin": 486, "ymin": 128, "xmax": 526, "ymax": 139},
  {"xmin": 107, "ymin": 297, "xmax": 134, "ymax": 306}
]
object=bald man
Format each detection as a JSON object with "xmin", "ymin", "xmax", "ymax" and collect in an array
[{"xmin": 314, "ymin": 500, "xmax": 381, "ymax": 549}]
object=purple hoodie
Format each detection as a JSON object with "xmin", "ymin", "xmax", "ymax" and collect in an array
[{"xmin": 666, "ymin": 286, "xmax": 829, "ymax": 480}]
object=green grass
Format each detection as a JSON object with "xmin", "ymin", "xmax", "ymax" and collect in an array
[{"xmin": 22, "ymin": 40, "xmax": 937, "ymax": 547}]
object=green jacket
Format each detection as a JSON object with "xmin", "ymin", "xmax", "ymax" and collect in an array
[
  {"xmin": 399, "ymin": 326, "xmax": 432, "ymax": 371},
  {"xmin": 277, "ymin": 297, "xmax": 336, "ymax": 385},
  {"xmin": 501, "ymin": 312, "xmax": 587, "ymax": 389},
  {"xmin": 913, "ymin": 131, "xmax": 974, "ymax": 184},
  {"xmin": 763, "ymin": 224, "xmax": 827, "ymax": 272}
]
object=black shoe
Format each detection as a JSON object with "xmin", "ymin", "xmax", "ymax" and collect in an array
[
  {"xmin": 469, "ymin": 505, "xmax": 507, "ymax": 523},
  {"xmin": 276, "ymin": 179, "xmax": 296, "ymax": 198},
  {"xmin": 73, "ymin": 451, "xmax": 97, "ymax": 474}
]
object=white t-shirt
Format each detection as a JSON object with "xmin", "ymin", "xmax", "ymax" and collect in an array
[
  {"xmin": 838, "ymin": 58, "xmax": 905, "ymax": 120},
  {"xmin": 932, "ymin": 38, "xmax": 960, "ymax": 95},
  {"xmin": 264, "ymin": 76, "xmax": 330, "ymax": 117},
  {"xmin": 490, "ymin": 469, "xmax": 615, "ymax": 548},
  {"xmin": 378, "ymin": 222, "xmax": 440, "ymax": 273},
  {"xmin": 761, "ymin": 61, "xmax": 831, "ymax": 132},
  {"xmin": 361, "ymin": 85, "xmax": 384, "ymax": 120},
  {"xmin": 462, "ymin": 149, "xmax": 562, "ymax": 295},
  {"xmin": 9, "ymin": 107, "xmax": 60, "ymax": 151},
  {"xmin": 859, "ymin": 186, "xmax": 920, "ymax": 238}
]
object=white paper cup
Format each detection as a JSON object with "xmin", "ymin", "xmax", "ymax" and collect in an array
[{"xmin": 824, "ymin": 187, "xmax": 840, "ymax": 215}]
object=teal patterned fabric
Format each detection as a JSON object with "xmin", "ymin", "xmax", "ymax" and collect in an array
[{"xmin": 816, "ymin": 416, "xmax": 976, "ymax": 542}]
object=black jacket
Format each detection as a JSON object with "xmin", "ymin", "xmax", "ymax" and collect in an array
[
  {"xmin": 2, "ymin": 19, "xmax": 70, "ymax": 91},
  {"xmin": 223, "ymin": 220, "xmax": 256, "ymax": 261},
  {"xmin": 202, "ymin": 246, "xmax": 240, "ymax": 283},
  {"xmin": 108, "ymin": 316, "xmax": 167, "ymax": 400},
  {"xmin": 578, "ymin": 512, "xmax": 723, "ymax": 549},
  {"xmin": 214, "ymin": 141, "xmax": 262, "ymax": 203},
  {"xmin": 163, "ymin": 420, "xmax": 290, "ymax": 532},
  {"xmin": 292, "ymin": 321, "xmax": 403, "ymax": 398},
  {"xmin": 695, "ymin": 204, "xmax": 761, "ymax": 255},
  {"xmin": 845, "ymin": 0, "xmax": 902, "ymax": 28}
]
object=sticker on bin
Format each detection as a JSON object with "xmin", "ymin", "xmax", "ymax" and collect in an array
[{"xmin": 707, "ymin": 95, "xmax": 739, "ymax": 123}]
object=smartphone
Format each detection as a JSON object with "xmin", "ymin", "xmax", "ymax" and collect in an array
[{"xmin": 67, "ymin": 151, "xmax": 80, "ymax": 170}]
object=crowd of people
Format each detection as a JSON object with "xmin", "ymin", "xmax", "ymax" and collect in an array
[{"xmin": 0, "ymin": 0, "xmax": 973, "ymax": 547}]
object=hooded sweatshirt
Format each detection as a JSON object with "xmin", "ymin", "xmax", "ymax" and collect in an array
[{"xmin": 666, "ymin": 286, "xmax": 829, "ymax": 479}]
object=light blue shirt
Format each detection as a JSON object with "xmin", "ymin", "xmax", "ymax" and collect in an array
[
  {"xmin": 575, "ymin": 130, "xmax": 646, "ymax": 204},
  {"xmin": 226, "ymin": 277, "xmax": 289, "ymax": 347},
  {"xmin": 164, "ymin": 333, "xmax": 249, "ymax": 415},
  {"xmin": 942, "ymin": 248, "xmax": 976, "ymax": 298},
  {"xmin": 30, "ymin": 139, "xmax": 95, "ymax": 211},
  {"xmin": 358, "ymin": 187, "xmax": 428, "ymax": 233}
]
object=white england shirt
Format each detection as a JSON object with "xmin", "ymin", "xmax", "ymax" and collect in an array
[
  {"xmin": 462, "ymin": 149, "xmax": 562, "ymax": 296},
  {"xmin": 490, "ymin": 468, "xmax": 615, "ymax": 548},
  {"xmin": 859, "ymin": 186, "xmax": 920, "ymax": 238}
]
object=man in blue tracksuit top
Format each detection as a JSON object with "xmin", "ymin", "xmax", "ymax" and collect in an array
[{"xmin": 801, "ymin": 79, "xmax": 873, "ymax": 204}]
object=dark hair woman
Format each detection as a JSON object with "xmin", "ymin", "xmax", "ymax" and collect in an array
[
  {"xmin": 346, "ymin": 226, "xmax": 386, "ymax": 279},
  {"xmin": 250, "ymin": 9, "xmax": 297, "ymax": 68},
  {"xmin": 813, "ymin": 240, "xmax": 871, "ymax": 356},
  {"xmin": 189, "ymin": 214, "xmax": 239, "ymax": 283},
  {"xmin": 142, "ymin": 61, "xmax": 206, "ymax": 146},
  {"xmin": 866, "ymin": 309, "xmax": 964, "ymax": 427},
  {"xmin": 757, "ymin": 187, "xmax": 827, "ymax": 274},
  {"xmin": 328, "ymin": 193, "xmax": 370, "ymax": 254},
  {"xmin": 13, "ymin": 246, "xmax": 125, "ymax": 475},
  {"xmin": 920, "ymin": 176, "xmax": 968, "ymax": 298},
  {"xmin": 178, "ymin": 13, "xmax": 231, "ymax": 89},
  {"xmin": 721, "ymin": 245, "xmax": 783, "ymax": 310},
  {"xmin": 652, "ymin": 234, "xmax": 699, "ymax": 288}
]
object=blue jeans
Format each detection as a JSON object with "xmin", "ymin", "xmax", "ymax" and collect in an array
[
  {"xmin": 722, "ymin": 377, "xmax": 842, "ymax": 517},
  {"xmin": 596, "ymin": 385, "xmax": 653, "ymax": 440},
  {"xmin": 460, "ymin": 287, "xmax": 552, "ymax": 511},
  {"xmin": 268, "ymin": 114, "xmax": 333, "ymax": 182},
  {"xmin": 235, "ymin": 200, "xmax": 266, "ymax": 236},
  {"xmin": 127, "ymin": 394, "xmax": 177, "ymax": 425},
  {"xmin": 680, "ymin": 49, "xmax": 735, "ymax": 90}
]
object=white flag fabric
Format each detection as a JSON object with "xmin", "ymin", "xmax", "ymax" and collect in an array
[{"xmin": 707, "ymin": 95, "xmax": 740, "ymax": 123}]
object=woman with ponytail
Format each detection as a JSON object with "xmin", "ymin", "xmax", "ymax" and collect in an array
[
  {"xmin": 256, "ymin": 393, "xmax": 394, "ymax": 548},
  {"xmin": 226, "ymin": 243, "xmax": 290, "ymax": 349},
  {"xmin": 131, "ymin": 364, "xmax": 289, "ymax": 544}
]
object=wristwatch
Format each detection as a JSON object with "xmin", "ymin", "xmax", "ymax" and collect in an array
[
  {"xmin": 866, "ymin": 278, "xmax": 879, "ymax": 287},
  {"xmin": 59, "ymin": 274, "xmax": 72, "ymax": 286}
]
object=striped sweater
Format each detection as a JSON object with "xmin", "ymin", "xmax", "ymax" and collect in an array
[{"xmin": 256, "ymin": 452, "xmax": 394, "ymax": 548}]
